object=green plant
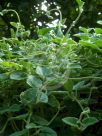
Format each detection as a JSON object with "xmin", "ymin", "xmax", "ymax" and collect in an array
[{"xmin": 0, "ymin": 0, "xmax": 102, "ymax": 136}]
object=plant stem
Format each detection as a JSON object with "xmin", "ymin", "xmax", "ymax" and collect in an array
[
  {"xmin": 48, "ymin": 9, "xmax": 62, "ymax": 21},
  {"xmin": 47, "ymin": 108, "xmax": 60, "ymax": 126},
  {"xmin": 68, "ymin": 76, "xmax": 102, "ymax": 80},
  {"xmin": 3, "ymin": 9, "xmax": 21, "ymax": 37},
  {"xmin": 5, "ymin": 9, "xmax": 21, "ymax": 23},
  {"xmin": 65, "ymin": 11, "xmax": 82, "ymax": 35}
]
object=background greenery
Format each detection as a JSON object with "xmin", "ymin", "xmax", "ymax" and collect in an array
[{"xmin": 0, "ymin": 0, "xmax": 102, "ymax": 38}]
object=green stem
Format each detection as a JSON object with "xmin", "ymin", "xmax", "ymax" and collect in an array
[
  {"xmin": 4, "ymin": 9, "xmax": 21, "ymax": 23},
  {"xmin": 65, "ymin": 11, "xmax": 82, "ymax": 35},
  {"xmin": 47, "ymin": 107, "xmax": 60, "ymax": 126},
  {"xmin": 48, "ymin": 9, "xmax": 62, "ymax": 21},
  {"xmin": 0, "ymin": 120, "xmax": 8, "ymax": 134},
  {"xmin": 3, "ymin": 9, "xmax": 21, "ymax": 37},
  {"xmin": 68, "ymin": 76, "xmax": 102, "ymax": 80}
]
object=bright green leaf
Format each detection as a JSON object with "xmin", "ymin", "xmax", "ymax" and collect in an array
[
  {"xmin": 76, "ymin": 0, "xmax": 84, "ymax": 12},
  {"xmin": 95, "ymin": 28, "xmax": 102, "ymax": 34},
  {"xmin": 20, "ymin": 88, "xmax": 38, "ymax": 105},
  {"xmin": 10, "ymin": 22, "xmax": 18, "ymax": 28},
  {"xmin": 97, "ymin": 21, "xmax": 102, "ymax": 25}
]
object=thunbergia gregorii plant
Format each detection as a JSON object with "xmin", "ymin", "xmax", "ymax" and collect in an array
[{"xmin": 0, "ymin": 0, "xmax": 102, "ymax": 135}]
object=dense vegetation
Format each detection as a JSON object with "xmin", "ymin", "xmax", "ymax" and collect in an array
[{"xmin": 0, "ymin": 0, "xmax": 102, "ymax": 136}]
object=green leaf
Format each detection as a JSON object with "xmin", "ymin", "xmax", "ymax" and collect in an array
[
  {"xmin": 26, "ymin": 123, "xmax": 41, "ymax": 129},
  {"xmin": 74, "ymin": 33, "xmax": 89, "ymax": 40},
  {"xmin": 94, "ymin": 40, "xmax": 102, "ymax": 47},
  {"xmin": 97, "ymin": 20, "xmax": 102, "ymax": 25},
  {"xmin": 56, "ymin": 23, "xmax": 63, "ymax": 37},
  {"xmin": 0, "ymin": 12, "xmax": 3, "ymax": 16},
  {"xmin": 76, "ymin": 0, "xmax": 84, "ymax": 12},
  {"xmin": 20, "ymin": 88, "xmax": 38, "ymax": 105},
  {"xmin": 38, "ymin": 28, "xmax": 54, "ymax": 35},
  {"xmin": 70, "ymin": 64, "xmax": 81, "ymax": 69},
  {"xmin": 10, "ymin": 22, "xmax": 18, "ymax": 28},
  {"xmin": 37, "ymin": 92, "xmax": 48, "ymax": 103},
  {"xmin": 0, "ymin": 104, "xmax": 21, "ymax": 114},
  {"xmin": 10, "ymin": 129, "xmax": 28, "ymax": 136},
  {"xmin": 80, "ymin": 40, "xmax": 98, "ymax": 49},
  {"xmin": 64, "ymin": 80, "xmax": 73, "ymax": 91},
  {"xmin": 82, "ymin": 117, "xmax": 98, "ymax": 128},
  {"xmin": 48, "ymin": 95, "xmax": 60, "ymax": 108},
  {"xmin": 32, "ymin": 115, "xmax": 48, "ymax": 126},
  {"xmin": 39, "ymin": 127, "xmax": 57, "ymax": 136},
  {"xmin": 79, "ymin": 27, "xmax": 88, "ymax": 33},
  {"xmin": 95, "ymin": 28, "xmax": 102, "ymax": 34},
  {"xmin": 0, "ymin": 73, "xmax": 9, "ymax": 80},
  {"xmin": 10, "ymin": 71, "xmax": 27, "ymax": 80},
  {"xmin": 1, "ymin": 61, "xmax": 22, "ymax": 69},
  {"xmin": 62, "ymin": 117, "xmax": 78, "ymax": 127},
  {"xmin": 27, "ymin": 75, "xmax": 42, "ymax": 88},
  {"xmin": 36, "ymin": 66, "xmax": 52, "ymax": 78},
  {"xmin": 10, "ymin": 28, "xmax": 16, "ymax": 38},
  {"xmin": 12, "ymin": 113, "xmax": 28, "ymax": 120},
  {"xmin": 73, "ymin": 81, "xmax": 85, "ymax": 90}
]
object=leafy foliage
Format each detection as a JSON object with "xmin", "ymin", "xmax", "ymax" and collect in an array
[{"xmin": 0, "ymin": 1, "xmax": 102, "ymax": 136}]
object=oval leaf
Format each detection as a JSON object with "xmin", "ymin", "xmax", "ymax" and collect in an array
[
  {"xmin": 27, "ymin": 75, "xmax": 42, "ymax": 88},
  {"xmin": 62, "ymin": 117, "xmax": 78, "ymax": 127},
  {"xmin": 10, "ymin": 71, "xmax": 26, "ymax": 80},
  {"xmin": 82, "ymin": 117, "xmax": 98, "ymax": 128},
  {"xmin": 39, "ymin": 127, "xmax": 57, "ymax": 136}
]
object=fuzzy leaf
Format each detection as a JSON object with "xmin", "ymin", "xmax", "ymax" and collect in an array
[
  {"xmin": 62, "ymin": 117, "xmax": 78, "ymax": 127},
  {"xmin": 27, "ymin": 75, "xmax": 42, "ymax": 88}
]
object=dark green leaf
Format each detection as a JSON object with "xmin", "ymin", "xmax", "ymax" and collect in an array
[
  {"xmin": 64, "ymin": 80, "xmax": 73, "ymax": 91},
  {"xmin": 82, "ymin": 117, "xmax": 98, "ymax": 128},
  {"xmin": 10, "ymin": 129, "xmax": 28, "ymax": 136},
  {"xmin": 32, "ymin": 115, "xmax": 48, "ymax": 126},
  {"xmin": 10, "ymin": 71, "xmax": 27, "ymax": 80},
  {"xmin": 12, "ymin": 113, "xmax": 28, "ymax": 120},
  {"xmin": 39, "ymin": 127, "xmax": 57, "ymax": 136},
  {"xmin": 62, "ymin": 117, "xmax": 78, "ymax": 127},
  {"xmin": 26, "ymin": 123, "xmax": 41, "ymax": 129},
  {"xmin": 0, "ymin": 73, "xmax": 9, "ymax": 80},
  {"xmin": 27, "ymin": 75, "xmax": 42, "ymax": 88},
  {"xmin": 48, "ymin": 95, "xmax": 60, "ymax": 108},
  {"xmin": 0, "ymin": 104, "xmax": 21, "ymax": 114},
  {"xmin": 37, "ymin": 92, "xmax": 48, "ymax": 103}
]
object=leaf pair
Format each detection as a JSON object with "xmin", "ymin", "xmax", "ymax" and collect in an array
[{"xmin": 62, "ymin": 116, "xmax": 98, "ymax": 131}]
